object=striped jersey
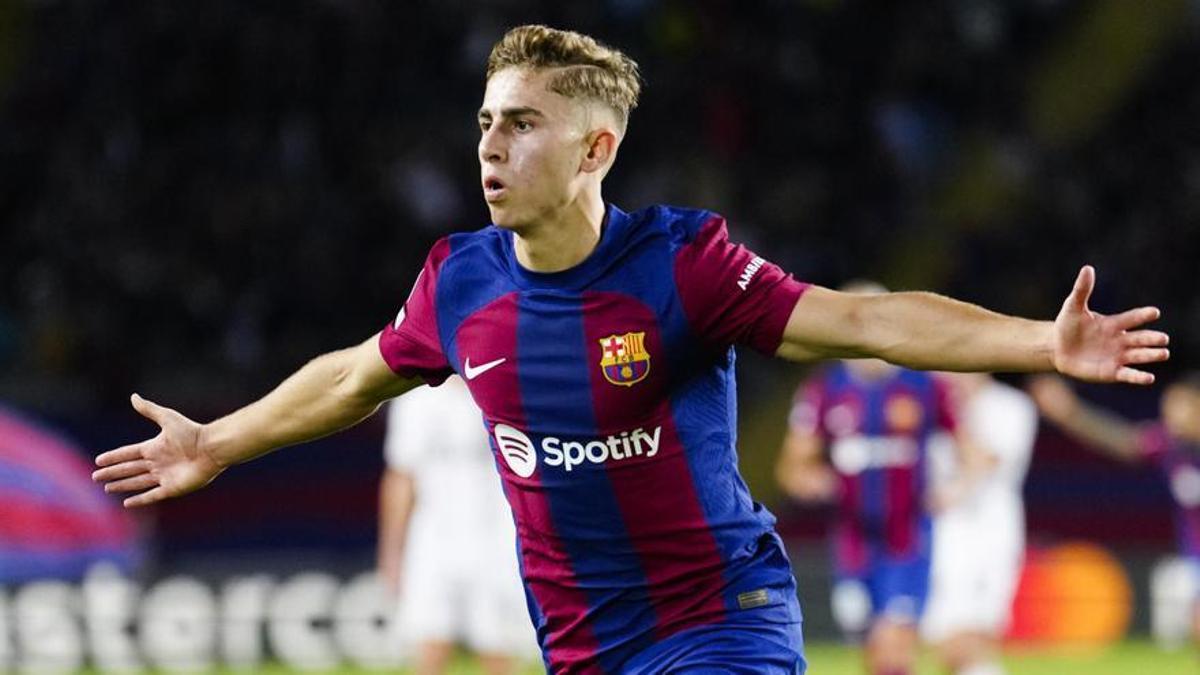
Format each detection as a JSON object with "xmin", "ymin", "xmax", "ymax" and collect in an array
[
  {"xmin": 379, "ymin": 204, "xmax": 808, "ymax": 673},
  {"xmin": 1136, "ymin": 424, "xmax": 1200, "ymax": 560},
  {"xmin": 789, "ymin": 364, "xmax": 955, "ymax": 572}
]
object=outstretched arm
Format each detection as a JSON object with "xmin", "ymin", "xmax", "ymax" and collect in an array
[
  {"xmin": 776, "ymin": 266, "xmax": 1168, "ymax": 384},
  {"xmin": 93, "ymin": 334, "xmax": 422, "ymax": 507},
  {"xmin": 1028, "ymin": 374, "xmax": 1141, "ymax": 462}
]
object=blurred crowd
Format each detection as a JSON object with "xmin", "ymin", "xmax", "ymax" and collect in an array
[{"xmin": 1, "ymin": 0, "xmax": 1198, "ymax": 415}]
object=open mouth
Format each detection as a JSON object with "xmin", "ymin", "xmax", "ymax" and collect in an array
[{"xmin": 483, "ymin": 177, "xmax": 507, "ymax": 202}]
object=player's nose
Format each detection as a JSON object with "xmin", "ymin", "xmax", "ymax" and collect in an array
[{"xmin": 478, "ymin": 127, "xmax": 506, "ymax": 164}]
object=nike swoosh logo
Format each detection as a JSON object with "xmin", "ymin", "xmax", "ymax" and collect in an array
[{"xmin": 464, "ymin": 357, "xmax": 507, "ymax": 380}]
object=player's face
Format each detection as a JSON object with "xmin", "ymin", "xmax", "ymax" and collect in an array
[{"xmin": 478, "ymin": 68, "xmax": 590, "ymax": 230}]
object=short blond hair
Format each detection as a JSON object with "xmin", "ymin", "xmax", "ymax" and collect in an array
[{"xmin": 486, "ymin": 25, "xmax": 641, "ymax": 129}]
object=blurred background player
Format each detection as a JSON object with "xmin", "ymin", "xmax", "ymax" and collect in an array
[
  {"xmin": 921, "ymin": 373, "xmax": 1038, "ymax": 675},
  {"xmin": 775, "ymin": 282, "xmax": 960, "ymax": 675},
  {"xmin": 1030, "ymin": 373, "xmax": 1200, "ymax": 644},
  {"xmin": 377, "ymin": 375, "xmax": 535, "ymax": 675}
]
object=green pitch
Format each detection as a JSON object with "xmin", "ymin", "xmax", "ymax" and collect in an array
[
  {"xmin": 222, "ymin": 640, "xmax": 1197, "ymax": 674},
  {"xmin": 804, "ymin": 641, "xmax": 1199, "ymax": 675}
]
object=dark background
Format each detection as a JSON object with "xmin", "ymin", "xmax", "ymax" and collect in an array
[{"xmin": 0, "ymin": 0, "xmax": 1195, "ymax": 578}]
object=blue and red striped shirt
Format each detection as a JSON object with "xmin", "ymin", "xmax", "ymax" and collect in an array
[
  {"xmin": 789, "ymin": 364, "xmax": 955, "ymax": 573},
  {"xmin": 379, "ymin": 204, "xmax": 808, "ymax": 673}
]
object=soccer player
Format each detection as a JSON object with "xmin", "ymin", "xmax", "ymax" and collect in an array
[
  {"xmin": 93, "ymin": 25, "xmax": 1168, "ymax": 674},
  {"xmin": 377, "ymin": 376, "xmax": 535, "ymax": 675},
  {"xmin": 1030, "ymin": 373, "xmax": 1200, "ymax": 644},
  {"xmin": 922, "ymin": 373, "xmax": 1038, "ymax": 675},
  {"xmin": 775, "ymin": 303, "xmax": 962, "ymax": 675}
]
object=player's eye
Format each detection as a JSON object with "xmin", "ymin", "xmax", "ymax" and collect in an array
[
  {"xmin": 479, "ymin": 120, "xmax": 492, "ymax": 132},
  {"xmin": 514, "ymin": 119, "xmax": 533, "ymax": 132}
]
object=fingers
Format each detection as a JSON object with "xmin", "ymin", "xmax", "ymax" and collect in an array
[
  {"xmin": 1123, "ymin": 329, "xmax": 1169, "ymax": 348},
  {"xmin": 1110, "ymin": 306, "xmax": 1162, "ymax": 331},
  {"xmin": 131, "ymin": 393, "xmax": 178, "ymax": 426},
  {"xmin": 103, "ymin": 473, "xmax": 160, "ymax": 495},
  {"xmin": 1124, "ymin": 347, "xmax": 1170, "ymax": 365},
  {"xmin": 1115, "ymin": 366, "xmax": 1155, "ymax": 386},
  {"xmin": 93, "ymin": 459, "xmax": 150, "ymax": 482},
  {"xmin": 95, "ymin": 442, "xmax": 149, "ymax": 468},
  {"xmin": 124, "ymin": 486, "xmax": 170, "ymax": 508},
  {"xmin": 1065, "ymin": 265, "xmax": 1095, "ymax": 311}
]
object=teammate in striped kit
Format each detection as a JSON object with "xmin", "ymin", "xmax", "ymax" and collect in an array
[
  {"xmin": 93, "ymin": 25, "xmax": 1168, "ymax": 674},
  {"xmin": 777, "ymin": 353, "xmax": 957, "ymax": 675}
]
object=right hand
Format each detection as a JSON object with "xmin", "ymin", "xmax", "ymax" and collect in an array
[
  {"xmin": 1028, "ymin": 375, "xmax": 1080, "ymax": 423},
  {"xmin": 92, "ymin": 393, "xmax": 225, "ymax": 507}
]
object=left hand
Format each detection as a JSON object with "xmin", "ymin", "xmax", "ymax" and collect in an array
[{"xmin": 1052, "ymin": 266, "xmax": 1169, "ymax": 384}]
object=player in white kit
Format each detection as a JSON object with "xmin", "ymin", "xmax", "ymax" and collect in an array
[
  {"xmin": 922, "ymin": 373, "xmax": 1038, "ymax": 675},
  {"xmin": 377, "ymin": 376, "xmax": 536, "ymax": 675}
]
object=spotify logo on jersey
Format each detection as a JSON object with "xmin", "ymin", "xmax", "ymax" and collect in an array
[
  {"xmin": 492, "ymin": 423, "xmax": 664, "ymax": 477},
  {"xmin": 494, "ymin": 424, "xmax": 538, "ymax": 478}
]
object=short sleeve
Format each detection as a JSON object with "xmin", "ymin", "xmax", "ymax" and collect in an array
[
  {"xmin": 378, "ymin": 238, "xmax": 454, "ymax": 386},
  {"xmin": 674, "ymin": 214, "xmax": 809, "ymax": 354},
  {"xmin": 1135, "ymin": 422, "xmax": 1172, "ymax": 464}
]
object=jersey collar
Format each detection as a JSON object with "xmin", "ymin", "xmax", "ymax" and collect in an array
[{"xmin": 502, "ymin": 203, "xmax": 630, "ymax": 290}]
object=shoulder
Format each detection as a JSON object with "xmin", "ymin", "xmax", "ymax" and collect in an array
[
  {"xmin": 438, "ymin": 225, "xmax": 507, "ymax": 269},
  {"xmin": 625, "ymin": 204, "xmax": 723, "ymax": 248},
  {"xmin": 428, "ymin": 226, "xmax": 510, "ymax": 292},
  {"xmin": 423, "ymin": 226, "xmax": 523, "ymax": 333}
]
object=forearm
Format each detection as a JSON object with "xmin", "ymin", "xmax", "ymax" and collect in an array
[
  {"xmin": 851, "ymin": 292, "xmax": 1055, "ymax": 372},
  {"xmin": 782, "ymin": 271, "xmax": 1168, "ymax": 384},
  {"xmin": 1049, "ymin": 401, "xmax": 1140, "ymax": 461},
  {"xmin": 200, "ymin": 346, "xmax": 400, "ymax": 467}
]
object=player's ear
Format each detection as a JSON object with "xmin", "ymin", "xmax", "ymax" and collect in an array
[{"xmin": 580, "ymin": 128, "xmax": 617, "ymax": 175}]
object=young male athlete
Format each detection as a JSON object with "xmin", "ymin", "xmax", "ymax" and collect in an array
[
  {"xmin": 1030, "ymin": 373, "xmax": 1200, "ymax": 645},
  {"xmin": 93, "ymin": 25, "xmax": 1169, "ymax": 674},
  {"xmin": 775, "ymin": 296, "xmax": 961, "ymax": 675}
]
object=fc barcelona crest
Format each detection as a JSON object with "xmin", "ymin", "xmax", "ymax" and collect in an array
[{"xmin": 598, "ymin": 332, "xmax": 651, "ymax": 387}]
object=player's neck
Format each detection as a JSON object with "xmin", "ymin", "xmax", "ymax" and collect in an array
[{"xmin": 513, "ymin": 191, "xmax": 606, "ymax": 273}]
